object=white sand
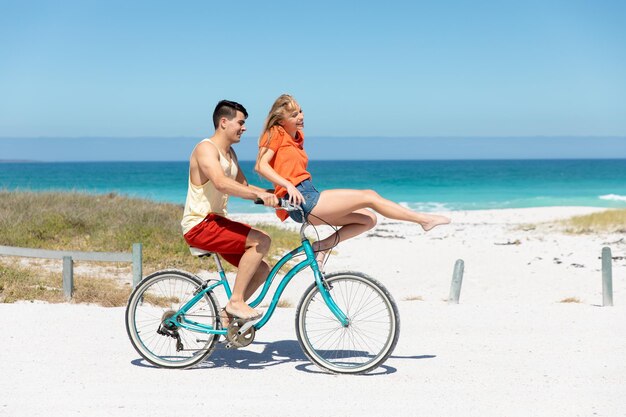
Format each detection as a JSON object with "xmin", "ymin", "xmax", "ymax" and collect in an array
[{"xmin": 2, "ymin": 207, "xmax": 625, "ymax": 417}]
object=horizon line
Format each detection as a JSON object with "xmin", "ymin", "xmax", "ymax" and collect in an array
[
  {"xmin": 2, "ymin": 135, "xmax": 626, "ymax": 140},
  {"xmin": 3, "ymin": 157, "xmax": 626, "ymax": 163}
]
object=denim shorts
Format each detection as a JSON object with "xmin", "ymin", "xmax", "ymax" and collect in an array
[{"xmin": 285, "ymin": 179, "xmax": 320, "ymax": 223}]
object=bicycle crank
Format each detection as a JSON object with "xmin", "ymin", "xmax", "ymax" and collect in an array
[{"xmin": 225, "ymin": 318, "xmax": 256, "ymax": 349}]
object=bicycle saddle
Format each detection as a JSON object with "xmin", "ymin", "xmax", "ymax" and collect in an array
[{"xmin": 189, "ymin": 247, "xmax": 213, "ymax": 257}]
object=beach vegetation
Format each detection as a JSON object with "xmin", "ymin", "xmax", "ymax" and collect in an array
[
  {"xmin": 0, "ymin": 262, "xmax": 131, "ymax": 305},
  {"xmin": 561, "ymin": 209, "xmax": 626, "ymax": 234},
  {"xmin": 0, "ymin": 191, "xmax": 301, "ymax": 306},
  {"xmin": 260, "ymin": 299, "xmax": 294, "ymax": 308},
  {"xmin": 402, "ymin": 295, "xmax": 424, "ymax": 301},
  {"xmin": 559, "ymin": 297, "xmax": 582, "ymax": 303},
  {"xmin": 277, "ymin": 299, "xmax": 294, "ymax": 308}
]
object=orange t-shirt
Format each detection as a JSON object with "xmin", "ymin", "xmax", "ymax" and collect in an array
[{"xmin": 259, "ymin": 126, "xmax": 311, "ymax": 220}]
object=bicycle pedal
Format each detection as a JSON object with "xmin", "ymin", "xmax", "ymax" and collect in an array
[{"xmin": 237, "ymin": 320, "xmax": 258, "ymax": 335}]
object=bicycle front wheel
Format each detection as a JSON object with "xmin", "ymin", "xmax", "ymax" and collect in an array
[
  {"xmin": 295, "ymin": 271, "xmax": 400, "ymax": 374},
  {"xmin": 125, "ymin": 269, "xmax": 220, "ymax": 369}
]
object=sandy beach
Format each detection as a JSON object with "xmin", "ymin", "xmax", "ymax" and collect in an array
[{"xmin": 2, "ymin": 206, "xmax": 625, "ymax": 417}]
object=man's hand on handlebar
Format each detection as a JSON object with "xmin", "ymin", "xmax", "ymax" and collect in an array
[
  {"xmin": 254, "ymin": 196, "xmax": 303, "ymax": 212},
  {"xmin": 255, "ymin": 192, "xmax": 279, "ymax": 207}
]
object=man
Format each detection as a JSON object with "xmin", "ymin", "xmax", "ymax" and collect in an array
[{"xmin": 181, "ymin": 100, "xmax": 277, "ymax": 322}]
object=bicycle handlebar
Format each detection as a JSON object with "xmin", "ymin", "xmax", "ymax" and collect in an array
[
  {"xmin": 254, "ymin": 197, "xmax": 302, "ymax": 212},
  {"xmin": 254, "ymin": 196, "xmax": 311, "ymax": 240}
]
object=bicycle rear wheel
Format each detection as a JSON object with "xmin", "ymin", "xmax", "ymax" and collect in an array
[
  {"xmin": 295, "ymin": 271, "xmax": 400, "ymax": 374},
  {"xmin": 125, "ymin": 269, "xmax": 220, "ymax": 369}
]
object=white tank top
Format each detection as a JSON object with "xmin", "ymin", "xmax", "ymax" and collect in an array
[{"xmin": 180, "ymin": 139, "xmax": 239, "ymax": 234}]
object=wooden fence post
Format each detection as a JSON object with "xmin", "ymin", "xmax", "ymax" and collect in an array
[
  {"xmin": 448, "ymin": 259, "xmax": 465, "ymax": 304},
  {"xmin": 63, "ymin": 256, "xmax": 74, "ymax": 301},
  {"xmin": 132, "ymin": 243, "xmax": 143, "ymax": 288},
  {"xmin": 602, "ymin": 247, "xmax": 613, "ymax": 307}
]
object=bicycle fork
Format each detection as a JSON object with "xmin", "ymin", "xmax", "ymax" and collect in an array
[
  {"xmin": 303, "ymin": 240, "xmax": 350, "ymax": 328},
  {"xmin": 317, "ymin": 278, "xmax": 350, "ymax": 327}
]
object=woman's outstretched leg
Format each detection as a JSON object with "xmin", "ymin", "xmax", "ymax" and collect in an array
[
  {"xmin": 307, "ymin": 189, "xmax": 449, "ymax": 271},
  {"xmin": 311, "ymin": 189, "xmax": 450, "ymax": 232},
  {"xmin": 309, "ymin": 208, "xmax": 377, "ymax": 252},
  {"xmin": 308, "ymin": 208, "xmax": 377, "ymax": 271}
]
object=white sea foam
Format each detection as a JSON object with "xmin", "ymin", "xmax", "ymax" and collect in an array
[
  {"xmin": 599, "ymin": 194, "xmax": 626, "ymax": 202},
  {"xmin": 400, "ymin": 201, "xmax": 450, "ymax": 212}
]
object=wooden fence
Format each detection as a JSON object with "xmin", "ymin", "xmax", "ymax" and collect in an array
[{"xmin": 0, "ymin": 243, "xmax": 142, "ymax": 300}]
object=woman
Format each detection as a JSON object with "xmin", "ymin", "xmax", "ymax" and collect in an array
[{"xmin": 255, "ymin": 94, "xmax": 450, "ymax": 268}]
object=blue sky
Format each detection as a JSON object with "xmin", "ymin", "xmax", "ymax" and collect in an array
[{"xmin": 1, "ymin": 0, "xmax": 625, "ymax": 160}]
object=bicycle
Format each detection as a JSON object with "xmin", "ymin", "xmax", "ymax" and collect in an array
[{"xmin": 125, "ymin": 200, "xmax": 400, "ymax": 374}]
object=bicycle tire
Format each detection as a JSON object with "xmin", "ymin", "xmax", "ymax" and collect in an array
[
  {"xmin": 295, "ymin": 271, "xmax": 400, "ymax": 374},
  {"xmin": 125, "ymin": 269, "xmax": 221, "ymax": 369}
]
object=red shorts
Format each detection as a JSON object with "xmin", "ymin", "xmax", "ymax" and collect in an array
[{"xmin": 183, "ymin": 213, "xmax": 252, "ymax": 267}]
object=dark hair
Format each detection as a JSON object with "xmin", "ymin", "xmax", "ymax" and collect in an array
[{"xmin": 212, "ymin": 100, "xmax": 248, "ymax": 129}]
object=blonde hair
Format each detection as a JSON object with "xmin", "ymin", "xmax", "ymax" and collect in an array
[{"xmin": 258, "ymin": 94, "xmax": 298, "ymax": 148}]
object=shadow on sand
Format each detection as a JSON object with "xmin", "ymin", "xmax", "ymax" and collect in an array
[{"xmin": 131, "ymin": 339, "xmax": 435, "ymax": 375}]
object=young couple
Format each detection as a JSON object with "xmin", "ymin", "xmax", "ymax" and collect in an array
[{"xmin": 181, "ymin": 96, "xmax": 451, "ymax": 322}]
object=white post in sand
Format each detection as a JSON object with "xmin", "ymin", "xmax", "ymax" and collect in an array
[
  {"xmin": 448, "ymin": 259, "xmax": 464, "ymax": 304},
  {"xmin": 602, "ymin": 247, "xmax": 613, "ymax": 307},
  {"xmin": 63, "ymin": 256, "xmax": 74, "ymax": 301},
  {"xmin": 132, "ymin": 243, "xmax": 143, "ymax": 288}
]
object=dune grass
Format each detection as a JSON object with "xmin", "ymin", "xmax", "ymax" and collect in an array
[
  {"xmin": 0, "ymin": 191, "xmax": 301, "ymax": 306},
  {"xmin": 560, "ymin": 209, "xmax": 626, "ymax": 234},
  {"xmin": 559, "ymin": 297, "xmax": 582, "ymax": 304},
  {"xmin": 0, "ymin": 262, "xmax": 132, "ymax": 305}
]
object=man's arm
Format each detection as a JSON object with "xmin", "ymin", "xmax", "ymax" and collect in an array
[
  {"xmin": 236, "ymin": 170, "xmax": 268, "ymax": 194},
  {"xmin": 196, "ymin": 142, "xmax": 276, "ymax": 205},
  {"xmin": 232, "ymin": 151, "xmax": 270, "ymax": 194}
]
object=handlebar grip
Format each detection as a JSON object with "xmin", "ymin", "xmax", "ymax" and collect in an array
[{"xmin": 254, "ymin": 197, "xmax": 284, "ymax": 206}]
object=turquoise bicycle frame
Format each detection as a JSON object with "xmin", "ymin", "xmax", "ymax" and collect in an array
[{"xmin": 167, "ymin": 238, "xmax": 349, "ymax": 336}]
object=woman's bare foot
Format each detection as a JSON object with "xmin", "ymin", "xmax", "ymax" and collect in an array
[
  {"xmin": 315, "ymin": 250, "xmax": 330, "ymax": 273},
  {"xmin": 225, "ymin": 300, "xmax": 261, "ymax": 321},
  {"xmin": 313, "ymin": 242, "xmax": 331, "ymax": 273},
  {"xmin": 420, "ymin": 214, "xmax": 451, "ymax": 231}
]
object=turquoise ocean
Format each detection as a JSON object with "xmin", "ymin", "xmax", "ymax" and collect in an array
[{"xmin": 1, "ymin": 159, "xmax": 626, "ymax": 213}]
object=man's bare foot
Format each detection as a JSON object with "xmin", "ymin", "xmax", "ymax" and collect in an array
[
  {"xmin": 421, "ymin": 214, "xmax": 451, "ymax": 232},
  {"xmin": 219, "ymin": 308, "xmax": 233, "ymax": 328},
  {"xmin": 225, "ymin": 300, "xmax": 261, "ymax": 321}
]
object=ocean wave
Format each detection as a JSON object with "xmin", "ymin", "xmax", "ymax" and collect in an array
[
  {"xmin": 599, "ymin": 194, "xmax": 626, "ymax": 202},
  {"xmin": 400, "ymin": 201, "xmax": 451, "ymax": 212}
]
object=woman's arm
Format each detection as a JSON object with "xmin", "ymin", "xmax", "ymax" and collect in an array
[{"xmin": 256, "ymin": 147, "xmax": 305, "ymax": 205}]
